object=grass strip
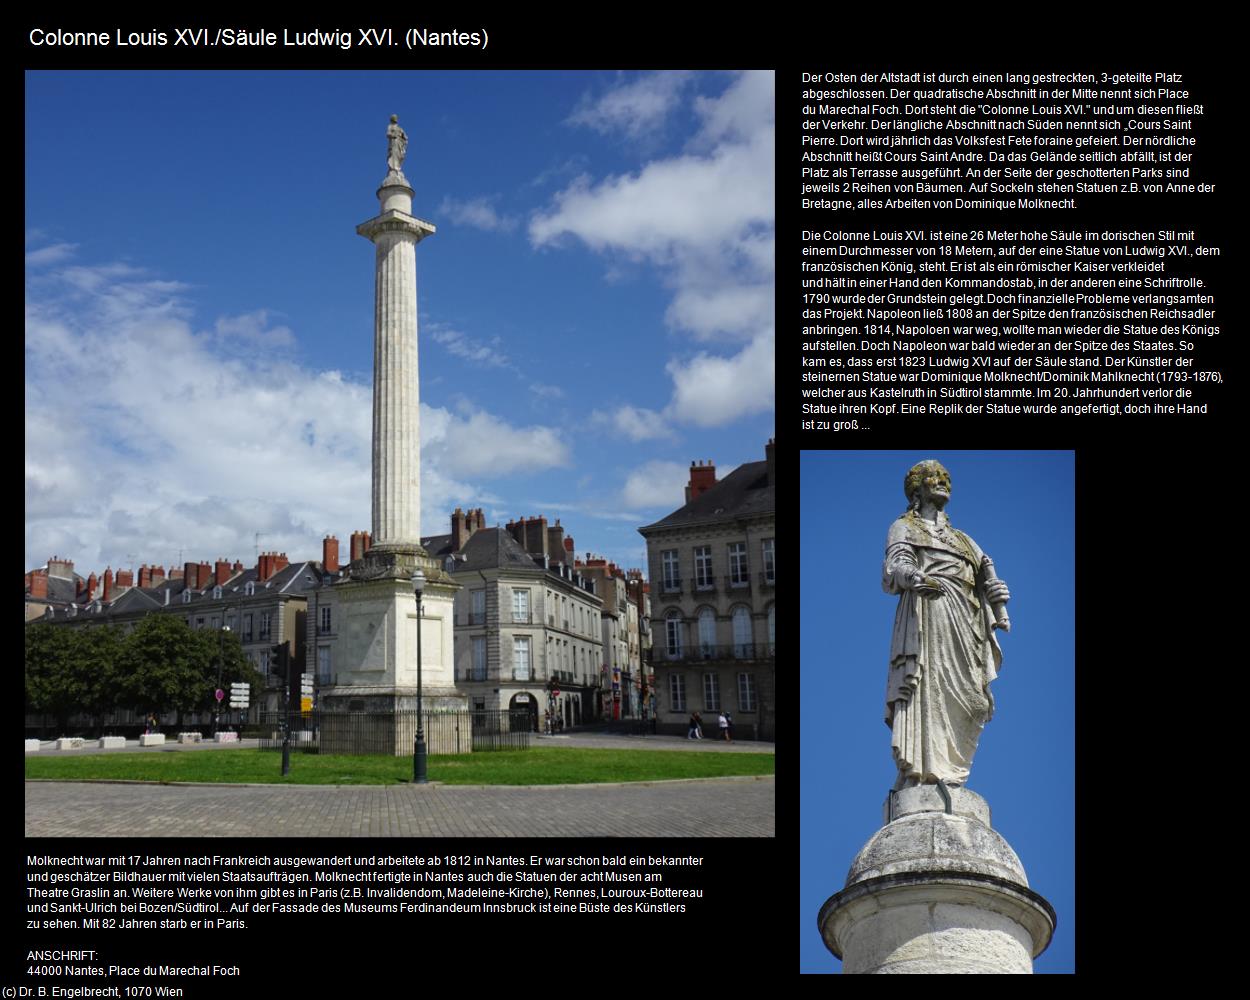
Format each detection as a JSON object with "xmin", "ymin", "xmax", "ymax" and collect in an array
[{"xmin": 25, "ymin": 746, "xmax": 775, "ymax": 786}]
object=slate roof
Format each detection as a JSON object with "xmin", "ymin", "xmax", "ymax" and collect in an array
[
  {"xmin": 454, "ymin": 528, "xmax": 543, "ymax": 573},
  {"xmin": 640, "ymin": 460, "xmax": 775, "ymax": 532}
]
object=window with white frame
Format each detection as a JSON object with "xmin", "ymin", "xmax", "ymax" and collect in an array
[
  {"xmin": 738, "ymin": 672, "xmax": 757, "ymax": 712},
  {"xmin": 259, "ymin": 612, "xmax": 272, "ymax": 640},
  {"xmin": 512, "ymin": 588, "xmax": 529, "ymax": 623},
  {"xmin": 662, "ymin": 550, "xmax": 680, "ymax": 591},
  {"xmin": 762, "ymin": 538, "xmax": 775, "ymax": 585},
  {"xmin": 732, "ymin": 606, "xmax": 753, "ymax": 658},
  {"xmin": 514, "ymin": 636, "xmax": 531, "ymax": 681},
  {"xmin": 472, "ymin": 636, "xmax": 487, "ymax": 681},
  {"xmin": 665, "ymin": 612, "xmax": 683, "ymax": 659},
  {"xmin": 320, "ymin": 605, "xmax": 332, "ymax": 633},
  {"xmin": 703, "ymin": 672, "xmax": 720, "ymax": 711},
  {"xmin": 695, "ymin": 546, "xmax": 713, "ymax": 589},
  {"xmin": 698, "ymin": 607, "xmax": 716, "ymax": 656},
  {"xmin": 670, "ymin": 673, "xmax": 686, "ymax": 713},
  {"xmin": 471, "ymin": 588, "xmax": 485, "ymax": 625},
  {"xmin": 317, "ymin": 646, "xmax": 331, "ymax": 683},
  {"xmin": 729, "ymin": 542, "xmax": 749, "ymax": 587}
]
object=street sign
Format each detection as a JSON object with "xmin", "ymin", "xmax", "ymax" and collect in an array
[
  {"xmin": 229, "ymin": 682, "xmax": 250, "ymax": 709},
  {"xmin": 215, "ymin": 688, "xmax": 224, "ymax": 702}
]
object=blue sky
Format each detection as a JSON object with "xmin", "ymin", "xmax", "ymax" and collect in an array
[
  {"xmin": 25, "ymin": 70, "xmax": 774, "ymax": 578},
  {"xmin": 800, "ymin": 451, "xmax": 1075, "ymax": 974}
]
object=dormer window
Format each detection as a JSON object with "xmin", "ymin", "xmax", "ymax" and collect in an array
[
  {"xmin": 213, "ymin": 586, "xmax": 223, "ymax": 599},
  {"xmin": 182, "ymin": 590, "xmax": 192, "ymax": 604},
  {"xmin": 245, "ymin": 581, "xmax": 255, "ymax": 596}
]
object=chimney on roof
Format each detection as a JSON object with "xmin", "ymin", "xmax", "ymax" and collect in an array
[
  {"xmin": 197, "ymin": 562, "xmax": 212, "ymax": 588},
  {"xmin": 138, "ymin": 564, "xmax": 151, "ymax": 588},
  {"xmin": 547, "ymin": 521, "xmax": 566, "ymax": 565},
  {"xmin": 350, "ymin": 531, "xmax": 372, "ymax": 563},
  {"xmin": 28, "ymin": 569, "xmax": 49, "ymax": 600},
  {"xmin": 685, "ymin": 459, "xmax": 718, "ymax": 503},
  {"xmin": 766, "ymin": 438, "xmax": 775, "ymax": 487},
  {"xmin": 87, "ymin": 572, "xmax": 99, "ymax": 600},
  {"xmin": 151, "ymin": 565, "xmax": 166, "ymax": 586},
  {"xmin": 505, "ymin": 518, "xmax": 525, "ymax": 549},
  {"xmin": 115, "ymin": 568, "xmax": 134, "ymax": 593},
  {"xmin": 323, "ymin": 536, "xmax": 339, "ymax": 574},
  {"xmin": 472, "ymin": 508, "xmax": 486, "ymax": 532},
  {"xmin": 232, "ymin": 560, "xmax": 244, "ymax": 573},
  {"xmin": 47, "ymin": 557, "xmax": 74, "ymax": 580},
  {"xmin": 184, "ymin": 562, "xmax": 199, "ymax": 590},
  {"xmin": 168, "ymin": 566, "xmax": 183, "ymax": 580},
  {"xmin": 451, "ymin": 508, "xmax": 469, "ymax": 551},
  {"xmin": 215, "ymin": 559, "xmax": 232, "ymax": 586},
  {"xmin": 103, "ymin": 567, "xmax": 115, "ymax": 602},
  {"xmin": 523, "ymin": 516, "xmax": 549, "ymax": 560}
]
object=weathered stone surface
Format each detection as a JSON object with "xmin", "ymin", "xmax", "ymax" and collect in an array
[
  {"xmin": 847, "ymin": 812, "xmax": 1026, "ymax": 886},
  {"xmin": 55, "ymin": 737, "xmax": 84, "ymax": 750},
  {"xmin": 98, "ymin": 736, "xmax": 125, "ymax": 749},
  {"xmin": 139, "ymin": 733, "xmax": 165, "ymax": 747},
  {"xmin": 883, "ymin": 783, "xmax": 991, "ymax": 826},
  {"xmin": 25, "ymin": 739, "xmax": 41, "ymax": 752}
]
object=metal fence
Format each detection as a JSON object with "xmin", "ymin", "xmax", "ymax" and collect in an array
[{"xmin": 248, "ymin": 709, "xmax": 529, "ymax": 756}]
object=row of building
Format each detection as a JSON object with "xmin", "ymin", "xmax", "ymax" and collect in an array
[{"xmin": 25, "ymin": 441, "xmax": 775, "ymax": 739}]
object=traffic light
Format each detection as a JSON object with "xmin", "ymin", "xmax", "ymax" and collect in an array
[{"xmin": 270, "ymin": 643, "xmax": 288, "ymax": 681}]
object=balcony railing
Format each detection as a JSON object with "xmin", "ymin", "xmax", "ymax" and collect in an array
[
  {"xmin": 510, "ymin": 611, "xmax": 533, "ymax": 625},
  {"xmin": 725, "ymin": 573, "xmax": 750, "ymax": 589},
  {"xmin": 658, "ymin": 643, "xmax": 774, "ymax": 662},
  {"xmin": 690, "ymin": 577, "xmax": 716, "ymax": 595},
  {"xmin": 660, "ymin": 578, "xmax": 682, "ymax": 593}
]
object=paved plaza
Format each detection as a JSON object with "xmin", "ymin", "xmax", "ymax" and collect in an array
[{"xmin": 24, "ymin": 732, "xmax": 775, "ymax": 837}]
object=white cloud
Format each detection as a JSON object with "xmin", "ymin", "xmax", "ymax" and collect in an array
[
  {"xmin": 429, "ymin": 325, "xmax": 510, "ymax": 368},
  {"xmin": 438, "ymin": 195, "xmax": 517, "ymax": 232},
  {"xmin": 24, "ymin": 256, "xmax": 568, "ymax": 571},
  {"xmin": 594, "ymin": 405, "xmax": 672, "ymax": 442},
  {"xmin": 531, "ymin": 71, "xmax": 775, "ymax": 429},
  {"xmin": 622, "ymin": 460, "xmax": 690, "ymax": 510},
  {"xmin": 25, "ymin": 242, "xmax": 78, "ymax": 267},
  {"xmin": 567, "ymin": 71, "xmax": 694, "ymax": 138},
  {"xmin": 666, "ymin": 329, "xmax": 776, "ymax": 427}
]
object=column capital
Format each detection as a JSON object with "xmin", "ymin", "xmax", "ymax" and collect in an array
[{"xmin": 357, "ymin": 210, "xmax": 437, "ymax": 244}]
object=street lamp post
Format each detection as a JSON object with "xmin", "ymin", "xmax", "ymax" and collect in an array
[
  {"xmin": 412, "ymin": 569, "xmax": 428, "ymax": 784},
  {"xmin": 213, "ymin": 625, "xmax": 231, "ymax": 736}
]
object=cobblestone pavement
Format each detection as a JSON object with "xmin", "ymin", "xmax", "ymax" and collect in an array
[{"xmin": 25, "ymin": 775, "xmax": 773, "ymax": 837}]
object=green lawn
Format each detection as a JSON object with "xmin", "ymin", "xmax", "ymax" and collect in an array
[{"xmin": 24, "ymin": 746, "xmax": 775, "ymax": 786}]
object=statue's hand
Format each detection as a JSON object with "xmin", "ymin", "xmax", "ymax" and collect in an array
[
  {"xmin": 912, "ymin": 577, "xmax": 944, "ymax": 598},
  {"xmin": 983, "ymin": 580, "xmax": 1010, "ymax": 604}
]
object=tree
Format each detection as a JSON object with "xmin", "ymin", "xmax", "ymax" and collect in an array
[
  {"xmin": 119, "ymin": 616, "xmax": 213, "ymax": 725},
  {"xmin": 25, "ymin": 623, "xmax": 79, "ymax": 735},
  {"xmin": 74, "ymin": 625, "xmax": 126, "ymax": 736}
]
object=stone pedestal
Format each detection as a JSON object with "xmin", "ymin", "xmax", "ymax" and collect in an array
[
  {"xmin": 819, "ymin": 787, "xmax": 1054, "ymax": 974},
  {"xmin": 320, "ymin": 547, "xmax": 466, "ymax": 754}
]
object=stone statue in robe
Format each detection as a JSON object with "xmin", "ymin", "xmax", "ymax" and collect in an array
[
  {"xmin": 882, "ymin": 461, "xmax": 1011, "ymax": 790},
  {"xmin": 386, "ymin": 115, "xmax": 408, "ymax": 179}
]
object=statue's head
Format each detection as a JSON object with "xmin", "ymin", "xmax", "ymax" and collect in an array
[
  {"xmin": 390, "ymin": 114, "xmax": 399, "ymax": 123},
  {"xmin": 904, "ymin": 460, "xmax": 952, "ymax": 511}
]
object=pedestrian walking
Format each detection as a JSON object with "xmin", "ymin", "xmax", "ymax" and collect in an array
[
  {"xmin": 688, "ymin": 711, "xmax": 701, "ymax": 739},
  {"xmin": 725, "ymin": 711, "xmax": 734, "ymax": 742},
  {"xmin": 718, "ymin": 711, "xmax": 730, "ymax": 742}
]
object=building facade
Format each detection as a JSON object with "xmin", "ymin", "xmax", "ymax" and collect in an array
[{"xmin": 638, "ymin": 441, "xmax": 776, "ymax": 740}]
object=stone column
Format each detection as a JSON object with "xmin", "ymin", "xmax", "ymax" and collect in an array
[
  {"xmin": 818, "ymin": 786, "xmax": 1055, "ymax": 974},
  {"xmin": 356, "ymin": 177, "xmax": 435, "ymax": 549}
]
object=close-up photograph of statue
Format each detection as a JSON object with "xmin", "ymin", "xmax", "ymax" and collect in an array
[{"xmin": 882, "ymin": 460, "xmax": 1010, "ymax": 790}]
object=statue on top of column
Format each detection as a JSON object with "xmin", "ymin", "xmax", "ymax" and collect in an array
[
  {"xmin": 882, "ymin": 460, "xmax": 1012, "ymax": 791},
  {"xmin": 385, "ymin": 115, "xmax": 409, "ymax": 183}
]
